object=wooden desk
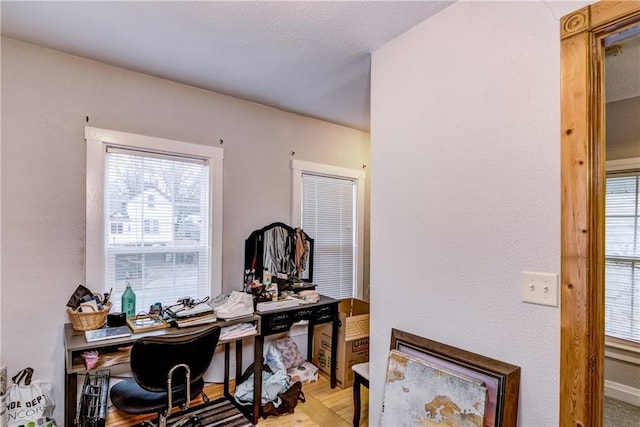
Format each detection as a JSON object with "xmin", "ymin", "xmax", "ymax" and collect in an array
[
  {"xmin": 256, "ymin": 295, "xmax": 339, "ymax": 388},
  {"xmin": 63, "ymin": 315, "xmax": 262, "ymax": 426}
]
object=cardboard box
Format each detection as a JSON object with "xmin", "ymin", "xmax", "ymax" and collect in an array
[{"xmin": 313, "ymin": 298, "xmax": 369, "ymax": 388}]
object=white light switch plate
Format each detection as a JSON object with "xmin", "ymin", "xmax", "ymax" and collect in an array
[{"xmin": 521, "ymin": 271, "xmax": 558, "ymax": 307}]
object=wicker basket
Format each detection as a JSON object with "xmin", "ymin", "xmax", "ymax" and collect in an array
[{"xmin": 67, "ymin": 302, "xmax": 112, "ymax": 331}]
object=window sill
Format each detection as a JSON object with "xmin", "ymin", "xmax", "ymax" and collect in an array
[{"xmin": 605, "ymin": 337, "xmax": 640, "ymax": 365}]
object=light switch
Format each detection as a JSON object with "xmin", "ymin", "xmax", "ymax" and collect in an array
[{"xmin": 521, "ymin": 271, "xmax": 558, "ymax": 307}]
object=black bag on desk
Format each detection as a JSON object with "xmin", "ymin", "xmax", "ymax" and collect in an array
[{"xmin": 77, "ymin": 370, "xmax": 110, "ymax": 427}]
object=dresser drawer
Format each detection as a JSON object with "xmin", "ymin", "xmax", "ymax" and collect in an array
[
  {"xmin": 313, "ymin": 304, "xmax": 337, "ymax": 324},
  {"xmin": 314, "ymin": 313, "xmax": 334, "ymax": 324},
  {"xmin": 293, "ymin": 308, "xmax": 314, "ymax": 322},
  {"xmin": 261, "ymin": 312, "xmax": 295, "ymax": 335}
]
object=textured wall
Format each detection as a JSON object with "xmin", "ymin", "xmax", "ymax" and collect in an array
[
  {"xmin": 0, "ymin": 37, "xmax": 369, "ymax": 422},
  {"xmin": 369, "ymin": 1, "xmax": 589, "ymax": 425}
]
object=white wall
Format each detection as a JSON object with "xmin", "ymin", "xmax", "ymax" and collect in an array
[
  {"xmin": 370, "ymin": 1, "xmax": 588, "ymax": 425},
  {"xmin": 0, "ymin": 37, "xmax": 369, "ymax": 422}
]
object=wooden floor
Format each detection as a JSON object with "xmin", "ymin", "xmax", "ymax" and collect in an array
[{"xmin": 107, "ymin": 374, "xmax": 369, "ymax": 426}]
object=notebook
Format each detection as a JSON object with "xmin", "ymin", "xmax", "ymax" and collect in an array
[{"xmin": 84, "ymin": 326, "xmax": 132, "ymax": 343}]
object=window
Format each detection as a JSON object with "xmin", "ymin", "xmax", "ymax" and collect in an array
[
  {"xmin": 605, "ymin": 158, "xmax": 640, "ymax": 345},
  {"xmin": 143, "ymin": 219, "xmax": 160, "ymax": 234},
  {"xmin": 86, "ymin": 127, "xmax": 223, "ymax": 313},
  {"xmin": 291, "ymin": 160, "xmax": 365, "ymax": 299},
  {"xmin": 110, "ymin": 222, "xmax": 124, "ymax": 234}
]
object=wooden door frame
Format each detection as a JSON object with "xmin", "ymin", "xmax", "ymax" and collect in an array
[{"xmin": 560, "ymin": 2, "xmax": 640, "ymax": 426}]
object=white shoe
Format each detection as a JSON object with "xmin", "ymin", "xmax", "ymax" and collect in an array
[{"xmin": 215, "ymin": 291, "xmax": 254, "ymax": 319}]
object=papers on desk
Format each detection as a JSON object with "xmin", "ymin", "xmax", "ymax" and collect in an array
[
  {"xmin": 256, "ymin": 298, "xmax": 300, "ymax": 312},
  {"xmin": 165, "ymin": 299, "xmax": 218, "ymax": 328},
  {"xmin": 85, "ymin": 326, "xmax": 131, "ymax": 343},
  {"xmin": 220, "ymin": 323, "xmax": 257, "ymax": 340},
  {"xmin": 169, "ymin": 302, "xmax": 214, "ymax": 318},
  {"xmin": 173, "ymin": 313, "xmax": 218, "ymax": 328}
]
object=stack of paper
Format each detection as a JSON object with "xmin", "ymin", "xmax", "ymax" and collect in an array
[
  {"xmin": 85, "ymin": 326, "xmax": 131, "ymax": 342},
  {"xmin": 166, "ymin": 301, "xmax": 217, "ymax": 328},
  {"xmin": 173, "ymin": 313, "xmax": 217, "ymax": 328},
  {"xmin": 256, "ymin": 298, "xmax": 300, "ymax": 312},
  {"xmin": 220, "ymin": 323, "xmax": 257, "ymax": 340},
  {"xmin": 172, "ymin": 303, "xmax": 214, "ymax": 318}
]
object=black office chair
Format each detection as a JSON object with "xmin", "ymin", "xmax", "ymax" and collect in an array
[{"xmin": 110, "ymin": 325, "xmax": 221, "ymax": 427}]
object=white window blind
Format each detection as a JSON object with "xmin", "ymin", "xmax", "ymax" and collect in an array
[
  {"xmin": 302, "ymin": 173, "xmax": 356, "ymax": 299},
  {"xmin": 605, "ymin": 172, "xmax": 640, "ymax": 344},
  {"xmin": 105, "ymin": 147, "xmax": 210, "ymax": 313}
]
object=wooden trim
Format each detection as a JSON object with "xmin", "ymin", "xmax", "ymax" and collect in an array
[
  {"xmin": 591, "ymin": 1, "xmax": 640, "ymax": 28},
  {"xmin": 560, "ymin": 2, "xmax": 640, "ymax": 40},
  {"xmin": 560, "ymin": 2, "xmax": 640, "ymax": 426},
  {"xmin": 561, "ymin": 6, "xmax": 591, "ymax": 40},
  {"xmin": 560, "ymin": 30, "xmax": 593, "ymax": 426}
]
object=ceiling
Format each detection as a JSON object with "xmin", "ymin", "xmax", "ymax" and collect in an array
[{"xmin": 1, "ymin": 1, "xmax": 455, "ymax": 132}]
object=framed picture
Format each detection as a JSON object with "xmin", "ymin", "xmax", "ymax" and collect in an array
[{"xmin": 389, "ymin": 328, "xmax": 521, "ymax": 427}]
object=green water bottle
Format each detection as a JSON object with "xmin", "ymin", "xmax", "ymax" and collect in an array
[{"xmin": 121, "ymin": 282, "xmax": 136, "ymax": 318}]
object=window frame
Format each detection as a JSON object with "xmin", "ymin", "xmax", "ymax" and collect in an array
[
  {"xmin": 85, "ymin": 126, "xmax": 224, "ymax": 299},
  {"xmin": 605, "ymin": 157, "xmax": 640, "ymax": 362},
  {"xmin": 290, "ymin": 159, "xmax": 365, "ymax": 300}
]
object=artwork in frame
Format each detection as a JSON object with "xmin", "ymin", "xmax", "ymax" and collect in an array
[
  {"xmin": 388, "ymin": 328, "xmax": 521, "ymax": 427},
  {"xmin": 382, "ymin": 349, "xmax": 489, "ymax": 426}
]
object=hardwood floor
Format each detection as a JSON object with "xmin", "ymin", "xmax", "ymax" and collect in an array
[{"xmin": 106, "ymin": 374, "xmax": 369, "ymax": 426}]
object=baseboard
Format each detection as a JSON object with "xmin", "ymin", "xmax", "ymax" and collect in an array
[{"xmin": 605, "ymin": 379, "xmax": 640, "ymax": 406}]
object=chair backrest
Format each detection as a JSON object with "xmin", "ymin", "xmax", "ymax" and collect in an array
[{"xmin": 130, "ymin": 325, "xmax": 221, "ymax": 393}]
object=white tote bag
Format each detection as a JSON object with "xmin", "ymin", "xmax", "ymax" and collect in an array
[{"xmin": 7, "ymin": 368, "xmax": 56, "ymax": 427}]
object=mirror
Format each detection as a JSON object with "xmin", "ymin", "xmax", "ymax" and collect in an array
[
  {"xmin": 560, "ymin": 2, "xmax": 640, "ymax": 425},
  {"xmin": 603, "ymin": 24, "xmax": 640, "ymax": 424},
  {"xmin": 244, "ymin": 222, "xmax": 314, "ymax": 286}
]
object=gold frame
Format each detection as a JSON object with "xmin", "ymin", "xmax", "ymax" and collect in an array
[{"xmin": 560, "ymin": 2, "xmax": 640, "ymax": 426}]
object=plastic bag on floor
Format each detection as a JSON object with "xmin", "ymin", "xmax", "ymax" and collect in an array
[{"xmin": 234, "ymin": 363, "xmax": 290, "ymax": 408}]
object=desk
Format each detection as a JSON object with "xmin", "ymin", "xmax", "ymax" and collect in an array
[
  {"xmin": 256, "ymin": 295, "xmax": 339, "ymax": 388},
  {"xmin": 63, "ymin": 315, "xmax": 262, "ymax": 426},
  {"xmin": 63, "ymin": 296, "xmax": 339, "ymax": 427}
]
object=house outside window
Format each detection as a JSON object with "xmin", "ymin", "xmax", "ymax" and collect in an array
[
  {"xmin": 86, "ymin": 127, "xmax": 223, "ymax": 313},
  {"xmin": 290, "ymin": 160, "xmax": 365, "ymax": 300},
  {"xmin": 143, "ymin": 219, "xmax": 160, "ymax": 235},
  {"xmin": 605, "ymin": 158, "xmax": 640, "ymax": 348}
]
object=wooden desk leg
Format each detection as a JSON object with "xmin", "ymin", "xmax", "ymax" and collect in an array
[
  {"xmin": 65, "ymin": 371, "xmax": 77, "ymax": 427},
  {"xmin": 331, "ymin": 315, "xmax": 338, "ymax": 388},
  {"xmin": 253, "ymin": 334, "xmax": 264, "ymax": 425},
  {"xmin": 223, "ymin": 342, "xmax": 231, "ymax": 397}
]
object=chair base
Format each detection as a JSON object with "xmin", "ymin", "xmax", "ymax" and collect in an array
[
  {"xmin": 164, "ymin": 398, "xmax": 252, "ymax": 427},
  {"xmin": 137, "ymin": 412, "xmax": 198, "ymax": 427}
]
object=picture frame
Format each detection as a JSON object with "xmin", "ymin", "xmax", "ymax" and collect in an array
[
  {"xmin": 390, "ymin": 328, "xmax": 521, "ymax": 427},
  {"xmin": 126, "ymin": 313, "xmax": 169, "ymax": 333}
]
